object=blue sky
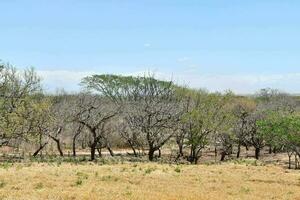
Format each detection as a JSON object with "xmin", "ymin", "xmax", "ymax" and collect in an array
[{"xmin": 1, "ymin": 0, "xmax": 300, "ymax": 93}]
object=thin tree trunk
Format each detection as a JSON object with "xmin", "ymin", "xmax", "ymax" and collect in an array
[
  {"xmin": 236, "ymin": 143, "xmax": 241, "ymax": 158},
  {"xmin": 72, "ymin": 140, "xmax": 76, "ymax": 157},
  {"xmin": 295, "ymin": 154, "xmax": 299, "ymax": 169},
  {"xmin": 128, "ymin": 140, "xmax": 138, "ymax": 157},
  {"xmin": 97, "ymin": 148, "xmax": 102, "ymax": 157},
  {"xmin": 90, "ymin": 143, "xmax": 96, "ymax": 161},
  {"xmin": 33, "ymin": 142, "xmax": 48, "ymax": 157},
  {"xmin": 107, "ymin": 146, "xmax": 114, "ymax": 157},
  {"xmin": 245, "ymin": 145, "xmax": 249, "ymax": 151},
  {"xmin": 158, "ymin": 148, "xmax": 161, "ymax": 158},
  {"xmin": 72, "ymin": 127, "xmax": 82, "ymax": 157},
  {"xmin": 288, "ymin": 153, "xmax": 292, "ymax": 169},
  {"xmin": 255, "ymin": 147, "xmax": 260, "ymax": 159},
  {"xmin": 56, "ymin": 139, "xmax": 64, "ymax": 156},
  {"xmin": 178, "ymin": 144, "xmax": 183, "ymax": 157},
  {"xmin": 131, "ymin": 146, "xmax": 137, "ymax": 157},
  {"xmin": 72, "ymin": 137, "xmax": 78, "ymax": 157},
  {"xmin": 188, "ymin": 146, "xmax": 196, "ymax": 164},
  {"xmin": 214, "ymin": 146, "xmax": 217, "ymax": 162}
]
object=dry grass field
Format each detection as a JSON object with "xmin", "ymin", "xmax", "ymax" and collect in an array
[{"xmin": 0, "ymin": 161, "xmax": 299, "ymax": 200}]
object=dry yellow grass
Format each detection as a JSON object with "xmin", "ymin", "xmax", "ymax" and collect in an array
[{"xmin": 0, "ymin": 161, "xmax": 299, "ymax": 200}]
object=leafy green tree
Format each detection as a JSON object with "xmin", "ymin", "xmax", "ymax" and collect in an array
[
  {"xmin": 258, "ymin": 112, "xmax": 300, "ymax": 169},
  {"xmin": 181, "ymin": 90, "xmax": 233, "ymax": 164},
  {"xmin": 0, "ymin": 63, "xmax": 42, "ymax": 147},
  {"xmin": 232, "ymin": 97, "xmax": 256, "ymax": 158}
]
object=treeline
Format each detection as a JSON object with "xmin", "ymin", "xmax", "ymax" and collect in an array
[{"xmin": 0, "ymin": 63, "xmax": 300, "ymax": 169}]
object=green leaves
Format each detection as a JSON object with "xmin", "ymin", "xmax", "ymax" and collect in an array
[
  {"xmin": 0, "ymin": 63, "xmax": 43, "ymax": 145},
  {"xmin": 81, "ymin": 74, "xmax": 176, "ymax": 103},
  {"xmin": 257, "ymin": 112, "xmax": 300, "ymax": 149}
]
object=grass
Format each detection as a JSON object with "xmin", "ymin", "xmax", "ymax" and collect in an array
[{"xmin": 0, "ymin": 161, "xmax": 299, "ymax": 200}]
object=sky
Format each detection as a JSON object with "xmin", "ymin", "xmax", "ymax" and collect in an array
[{"xmin": 1, "ymin": 0, "xmax": 300, "ymax": 94}]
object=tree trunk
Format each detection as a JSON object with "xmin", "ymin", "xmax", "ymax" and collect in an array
[
  {"xmin": 188, "ymin": 146, "xmax": 196, "ymax": 164},
  {"xmin": 158, "ymin": 148, "xmax": 161, "ymax": 158},
  {"xmin": 220, "ymin": 151, "xmax": 226, "ymax": 161},
  {"xmin": 33, "ymin": 142, "xmax": 48, "ymax": 157},
  {"xmin": 245, "ymin": 145, "xmax": 249, "ymax": 151},
  {"xmin": 178, "ymin": 144, "xmax": 183, "ymax": 157},
  {"xmin": 90, "ymin": 143, "xmax": 96, "ymax": 161},
  {"xmin": 55, "ymin": 139, "xmax": 64, "ymax": 156},
  {"xmin": 255, "ymin": 147, "xmax": 260, "ymax": 159},
  {"xmin": 81, "ymin": 140, "xmax": 86, "ymax": 149},
  {"xmin": 236, "ymin": 143, "xmax": 241, "ymax": 158},
  {"xmin": 268, "ymin": 145, "xmax": 272, "ymax": 154},
  {"xmin": 97, "ymin": 148, "xmax": 102, "ymax": 157},
  {"xmin": 72, "ymin": 137, "xmax": 77, "ymax": 157},
  {"xmin": 273, "ymin": 147, "xmax": 277, "ymax": 154},
  {"xmin": 148, "ymin": 148, "xmax": 155, "ymax": 161},
  {"xmin": 128, "ymin": 140, "xmax": 138, "ymax": 157},
  {"xmin": 72, "ymin": 130, "xmax": 82, "ymax": 157},
  {"xmin": 131, "ymin": 146, "xmax": 138, "ymax": 157},
  {"xmin": 288, "ymin": 153, "xmax": 292, "ymax": 169},
  {"xmin": 107, "ymin": 146, "xmax": 114, "ymax": 157},
  {"xmin": 176, "ymin": 137, "xmax": 184, "ymax": 158},
  {"xmin": 214, "ymin": 146, "xmax": 217, "ymax": 162},
  {"xmin": 188, "ymin": 146, "xmax": 200, "ymax": 164}
]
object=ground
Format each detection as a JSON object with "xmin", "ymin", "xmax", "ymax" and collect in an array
[{"xmin": 0, "ymin": 161, "xmax": 299, "ymax": 200}]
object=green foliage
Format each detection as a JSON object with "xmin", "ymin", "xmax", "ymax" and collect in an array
[
  {"xmin": 0, "ymin": 63, "xmax": 43, "ymax": 146},
  {"xmin": 82, "ymin": 73, "xmax": 176, "ymax": 103},
  {"xmin": 257, "ymin": 112, "xmax": 300, "ymax": 151},
  {"xmin": 180, "ymin": 89, "xmax": 234, "ymax": 162}
]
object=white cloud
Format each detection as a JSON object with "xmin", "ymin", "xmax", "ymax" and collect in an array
[
  {"xmin": 36, "ymin": 69, "xmax": 300, "ymax": 94},
  {"xmin": 157, "ymin": 72, "xmax": 300, "ymax": 94},
  {"xmin": 37, "ymin": 70, "xmax": 98, "ymax": 92}
]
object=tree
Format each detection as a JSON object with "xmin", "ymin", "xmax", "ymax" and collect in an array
[
  {"xmin": 181, "ymin": 90, "xmax": 233, "ymax": 164},
  {"xmin": 117, "ymin": 119, "xmax": 145, "ymax": 157},
  {"xmin": 245, "ymin": 111, "xmax": 266, "ymax": 159},
  {"xmin": 71, "ymin": 123, "xmax": 84, "ymax": 157},
  {"xmin": 247, "ymin": 88, "xmax": 298, "ymax": 159},
  {"xmin": 232, "ymin": 97, "xmax": 256, "ymax": 158},
  {"xmin": 0, "ymin": 63, "xmax": 42, "ymax": 147},
  {"xmin": 82, "ymin": 74, "xmax": 179, "ymax": 161},
  {"xmin": 72, "ymin": 93, "xmax": 118, "ymax": 161},
  {"xmin": 218, "ymin": 132, "xmax": 235, "ymax": 161},
  {"xmin": 29, "ymin": 94, "xmax": 69, "ymax": 157},
  {"xmin": 258, "ymin": 112, "xmax": 300, "ymax": 169}
]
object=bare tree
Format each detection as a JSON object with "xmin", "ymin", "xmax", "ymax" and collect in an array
[
  {"xmin": 72, "ymin": 123, "xmax": 84, "ymax": 157},
  {"xmin": 72, "ymin": 93, "xmax": 118, "ymax": 160}
]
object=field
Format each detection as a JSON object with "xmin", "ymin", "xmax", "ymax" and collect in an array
[{"xmin": 0, "ymin": 160, "xmax": 299, "ymax": 200}]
